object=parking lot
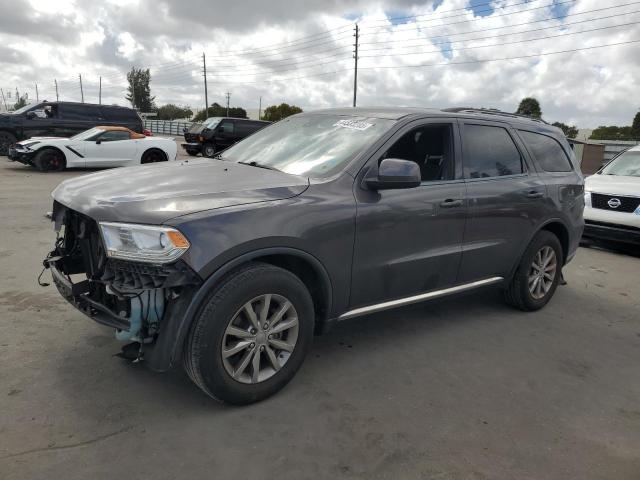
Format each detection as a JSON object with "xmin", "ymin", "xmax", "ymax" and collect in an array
[{"xmin": 0, "ymin": 156, "xmax": 639, "ymax": 479}]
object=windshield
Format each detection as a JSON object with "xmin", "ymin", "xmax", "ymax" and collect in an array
[
  {"xmin": 220, "ymin": 114, "xmax": 394, "ymax": 178},
  {"xmin": 601, "ymin": 150, "xmax": 640, "ymax": 177},
  {"xmin": 70, "ymin": 127, "xmax": 103, "ymax": 141},
  {"xmin": 12, "ymin": 103, "xmax": 39, "ymax": 115},
  {"xmin": 203, "ymin": 117, "xmax": 223, "ymax": 129}
]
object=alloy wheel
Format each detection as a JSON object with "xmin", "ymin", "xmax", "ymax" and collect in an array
[
  {"xmin": 528, "ymin": 246, "xmax": 557, "ymax": 300},
  {"xmin": 221, "ymin": 294, "xmax": 299, "ymax": 384},
  {"xmin": 43, "ymin": 151, "xmax": 63, "ymax": 170}
]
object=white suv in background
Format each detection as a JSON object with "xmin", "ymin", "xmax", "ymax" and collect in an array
[{"xmin": 584, "ymin": 145, "xmax": 640, "ymax": 246}]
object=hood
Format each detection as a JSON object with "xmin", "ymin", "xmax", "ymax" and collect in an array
[
  {"xmin": 585, "ymin": 173, "xmax": 640, "ymax": 197},
  {"xmin": 20, "ymin": 136, "xmax": 69, "ymax": 144},
  {"xmin": 52, "ymin": 158, "xmax": 309, "ymax": 224},
  {"xmin": 187, "ymin": 123, "xmax": 205, "ymax": 134}
]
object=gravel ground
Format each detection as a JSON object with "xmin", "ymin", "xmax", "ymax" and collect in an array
[{"xmin": 0, "ymin": 158, "xmax": 639, "ymax": 480}]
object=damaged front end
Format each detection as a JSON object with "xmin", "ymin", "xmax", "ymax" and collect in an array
[{"xmin": 43, "ymin": 202, "xmax": 201, "ymax": 367}]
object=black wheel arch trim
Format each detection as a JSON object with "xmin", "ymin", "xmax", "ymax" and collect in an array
[
  {"xmin": 37, "ymin": 146, "xmax": 67, "ymax": 163},
  {"xmin": 148, "ymin": 246, "xmax": 334, "ymax": 372},
  {"xmin": 507, "ymin": 217, "xmax": 572, "ymax": 282}
]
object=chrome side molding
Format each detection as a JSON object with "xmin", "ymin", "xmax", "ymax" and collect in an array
[{"xmin": 338, "ymin": 277, "xmax": 504, "ymax": 321}]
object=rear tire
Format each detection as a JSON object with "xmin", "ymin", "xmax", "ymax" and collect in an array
[
  {"xmin": 184, "ymin": 262, "xmax": 314, "ymax": 405},
  {"xmin": 33, "ymin": 148, "xmax": 66, "ymax": 172},
  {"xmin": 202, "ymin": 143, "xmax": 216, "ymax": 158},
  {"xmin": 141, "ymin": 149, "xmax": 168, "ymax": 164},
  {"xmin": 504, "ymin": 230, "xmax": 563, "ymax": 311},
  {"xmin": 0, "ymin": 131, "xmax": 17, "ymax": 156}
]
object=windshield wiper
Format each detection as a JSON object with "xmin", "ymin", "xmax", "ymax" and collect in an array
[{"xmin": 238, "ymin": 161, "xmax": 281, "ymax": 172}]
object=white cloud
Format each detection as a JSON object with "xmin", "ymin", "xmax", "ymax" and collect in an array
[{"xmin": 0, "ymin": 0, "xmax": 638, "ymax": 127}]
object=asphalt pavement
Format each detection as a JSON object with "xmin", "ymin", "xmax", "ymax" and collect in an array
[{"xmin": 1, "ymin": 158, "xmax": 639, "ymax": 480}]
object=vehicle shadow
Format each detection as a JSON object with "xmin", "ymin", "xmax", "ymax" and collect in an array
[
  {"xmin": 580, "ymin": 239, "xmax": 640, "ymax": 258},
  {"xmin": 52, "ymin": 288, "xmax": 508, "ymax": 418}
]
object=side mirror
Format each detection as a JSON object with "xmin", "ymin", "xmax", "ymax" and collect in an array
[
  {"xmin": 95, "ymin": 139, "xmax": 102, "ymax": 145},
  {"xmin": 365, "ymin": 158, "xmax": 421, "ymax": 190},
  {"xmin": 25, "ymin": 111, "xmax": 36, "ymax": 120}
]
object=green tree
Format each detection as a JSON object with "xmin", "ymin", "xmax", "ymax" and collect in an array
[
  {"xmin": 262, "ymin": 103, "xmax": 303, "ymax": 122},
  {"xmin": 515, "ymin": 97, "xmax": 542, "ymax": 118},
  {"xmin": 13, "ymin": 94, "xmax": 28, "ymax": 110},
  {"xmin": 632, "ymin": 111, "xmax": 640, "ymax": 137},
  {"xmin": 156, "ymin": 104, "xmax": 193, "ymax": 120},
  {"xmin": 192, "ymin": 102, "xmax": 247, "ymax": 122},
  {"xmin": 125, "ymin": 68, "xmax": 155, "ymax": 112},
  {"xmin": 552, "ymin": 121, "xmax": 578, "ymax": 139},
  {"xmin": 590, "ymin": 126, "xmax": 638, "ymax": 141}
]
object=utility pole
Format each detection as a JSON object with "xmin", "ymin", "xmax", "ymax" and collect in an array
[
  {"xmin": 353, "ymin": 23, "xmax": 359, "ymax": 108},
  {"xmin": 79, "ymin": 74, "xmax": 84, "ymax": 103},
  {"xmin": 54, "ymin": 79, "xmax": 59, "ymax": 101},
  {"xmin": 258, "ymin": 96, "xmax": 262, "ymax": 120},
  {"xmin": 0, "ymin": 88, "xmax": 7, "ymax": 111},
  {"xmin": 202, "ymin": 52, "xmax": 209, "ymax": 118},
  {"xmin": 225, "ymin": 92, "xmax": 231, "ymax": 116},
  {"xmin": 99, "ymin": 76, "xmax": 102, "ymax": 105},
  {"xmin": 35, "ymin": 83, "xmax": 39, "ymax": 102}
]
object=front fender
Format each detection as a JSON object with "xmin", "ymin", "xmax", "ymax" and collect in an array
[{"xmin": 144, "ymin": 246, "xmax": 333, "ymax": 372}]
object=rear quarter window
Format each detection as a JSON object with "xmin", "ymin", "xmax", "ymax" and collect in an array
[
  {"xmin": 58, "ymin": 104, "xmax": 102, "ymax": 120},
  {"xmin": 101, "ymin": 107, "xmax": 139, "ymax": 121},
  {"xmin": 519, "ymin": 130, "xmax": 573, "ymax": 172}
]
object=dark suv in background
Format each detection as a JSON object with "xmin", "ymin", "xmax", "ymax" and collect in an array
[
  {"xmin": 182, "ymin": 117, "xmax": 270, "ymax": 157},
  {"xmin": 0, "ymin": 101, "xmax": 143, "ymax": 155},
  {"xmin": 44, "ymin": 107, "xmax": 584, "ymax": 405}
]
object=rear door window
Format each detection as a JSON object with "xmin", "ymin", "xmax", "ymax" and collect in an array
[
  {"xmin": 462, "ymin": 124, "xmax": 524, "ymax": 179},
  {"xmin": 219, "ymin": 121, "xmax": 235, "ymax": 134},
  {"xmin": 519, "ymin": 130, "xmax": 573, "ymax": 172}
]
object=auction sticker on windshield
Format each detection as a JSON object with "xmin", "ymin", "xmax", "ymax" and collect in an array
[{"xmin": 333, "ymin": 119, "xmax": 374, "ymax": 131}]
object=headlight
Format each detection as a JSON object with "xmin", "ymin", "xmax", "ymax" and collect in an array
[
  {"xmin": 99, "ymin": 222, "xmax": 190, "ymax": 264},
  {"xmin": 21, "ymin": 141, "xmax": 40, "ymax": 150}
]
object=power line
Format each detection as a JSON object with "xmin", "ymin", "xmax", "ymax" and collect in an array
[
  {"xmin": 358, "ymin": 20, "xmax": 640, "ymax": 58},
  {"xmin": 361, "ymin": 0, "xmax": 571, "ymax": 26},
  {"xmin": 360, "ymin": 2, "xmax": 640, "ymax": 45},
  {"xmin": 360, "ymin": 0, "xmax": 631, "ymax": 36},
  {"xmin": 200, "ymin": 39, "xmax": 639, "ymax": 85},
  {"xmin": 358, "ymin": 39, "xmax": 640, "ymax": 71},
  {"xmin": 358, "ymin": 10, "xmax": 640, "ymax": 52}
]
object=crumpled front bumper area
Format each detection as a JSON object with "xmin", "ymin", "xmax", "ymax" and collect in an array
[
  {"xmin": 8, "ymin": 146, "xmax": 36, "ymax": 165},
  {"xmin": 44, "ymin": 203, "xmax": 202, "ymax": 369}
]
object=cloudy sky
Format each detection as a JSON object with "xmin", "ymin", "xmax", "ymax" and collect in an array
[{"xmin": 0, "ymin": 0, "xmax": 638, "ymax": 127}]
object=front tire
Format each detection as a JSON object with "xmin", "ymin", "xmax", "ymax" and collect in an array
[
  {"xmin": 0, "ymin": 131, "xmax": 17, "ymax": 156},
  {"xmin": 504, "ymin": 230, "xmax": 563, "ymax": 311},
  {"xmin": 202, "ymin": 143, "xmax": 216, "ymax": 158},
  {"xmin": 33, "ymin": 148, "xmax": 66, "ymax": 171},
  {"xmin": 184, "ymin": 262, "xmax": 314, "ymax": 405}
]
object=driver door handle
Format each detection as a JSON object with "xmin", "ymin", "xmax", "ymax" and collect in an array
[
  {"xmin": 525, "ymin": 190, "xmax": 544, "ymax": 199},
  {"xmin": 439, "ymin": 198, "xmax": 463, "ymax": 208}
]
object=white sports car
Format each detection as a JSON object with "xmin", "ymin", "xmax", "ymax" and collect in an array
[
  {"xmin": 8, "ymin": 126, "xmax": 177, "ymax": 171},
  {"xmin": 584, "ymin": 145, "xmax": 640, "ymax": 246}
]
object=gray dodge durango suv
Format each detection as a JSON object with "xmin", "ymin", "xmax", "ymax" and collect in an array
[{"xmin": 43, "ymin": 107, "xmax": 584, "ymax": 404}]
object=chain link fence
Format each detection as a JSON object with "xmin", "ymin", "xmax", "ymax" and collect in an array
[{"xmin": 143, "ymin": 119, "xmax": 197, "ymax": 136}]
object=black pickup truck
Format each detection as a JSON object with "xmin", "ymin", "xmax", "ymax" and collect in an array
[{"xmin": 182, "ymin": 117, "xmax": 270, "ymax": 157}]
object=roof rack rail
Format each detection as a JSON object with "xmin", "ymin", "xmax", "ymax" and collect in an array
[{"xmin": 442, "ymin": 107, "xmax": 549, "ymax": 125}]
